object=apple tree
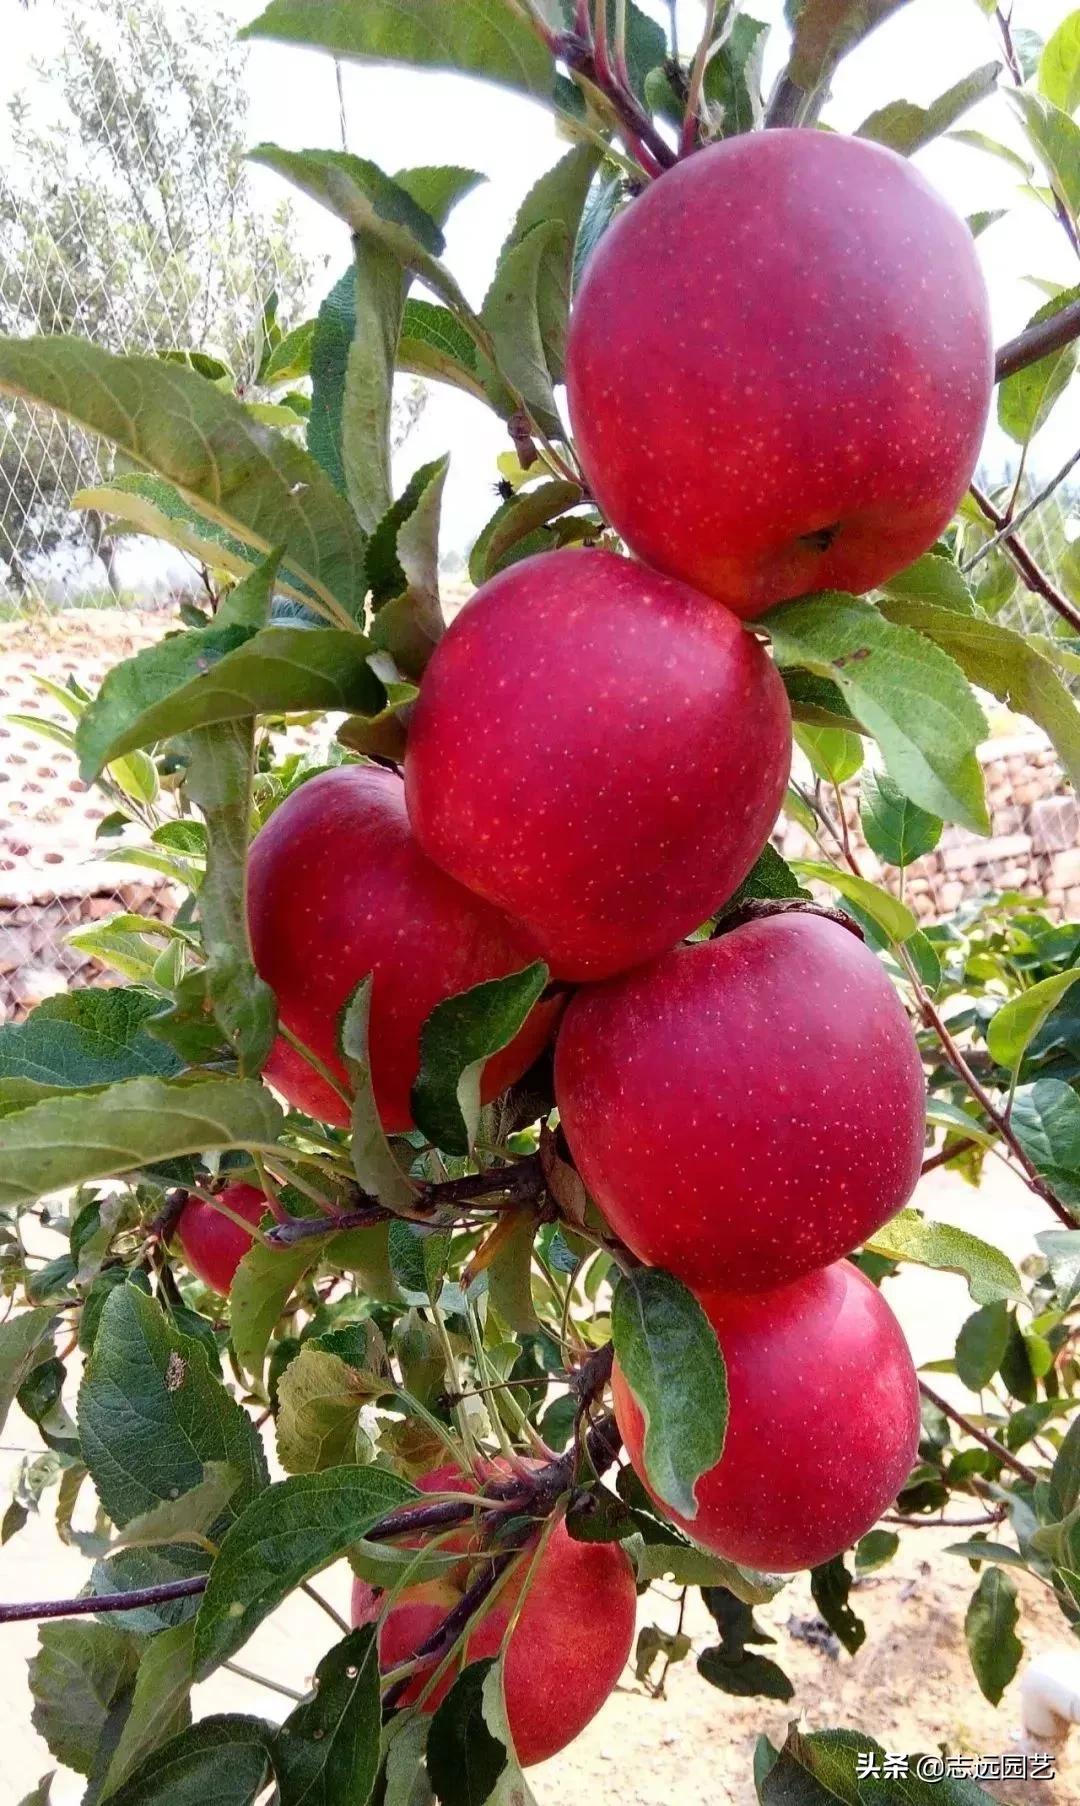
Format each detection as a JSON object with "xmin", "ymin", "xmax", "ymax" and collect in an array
[{"xmin": 2, "ymin": 2, "xmax": 1080, "ymax": 1802}]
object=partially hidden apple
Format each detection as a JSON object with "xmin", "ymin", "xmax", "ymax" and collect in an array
[
  {"xmin": 247, "ymin": 764, "xmax": 561, "ymax": 1130},
  {"xmin": 404, "ymin": 548, "xmax": 791, "ymax": 981},
  {"xmin": 555, "ymin": 910, "xmax": 925, "ymax": 1292},
  {"xmin": 613, "ymin": 1260, "xmax": 920, "ymax": 1572},
  {"xmin": 175, "ymin": 1182, "xmax": 266, "ymax": 1293},
  {"xmin": 566, "ymin": 129, "xmax": 993, "ymax": 618},
  {"xmin": 351, "ymin": 1461, "xmax": 636, "ymax": 1765}
]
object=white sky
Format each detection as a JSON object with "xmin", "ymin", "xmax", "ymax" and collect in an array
[{"xmin": 3, "ymin": 0, "xmax": 1077, "ymax": 565}]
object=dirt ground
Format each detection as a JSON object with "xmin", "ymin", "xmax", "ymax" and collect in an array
[{"xmin": 5, "ymin": 1165, "xmax": 1080, "ymax": 1804}]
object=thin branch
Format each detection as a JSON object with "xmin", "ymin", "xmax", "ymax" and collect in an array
[
  {"xmin": 0, "ymin": 1577, "xmax": 207, "ymax": 1625},
  {"xmin": 680, "ymin": 0, "xmax": 718, "ymax": 156},
  {"xmin": 962, "ymin": 446, "xmax": 1080, "ymax": 574},
  {"xmin": 265, "ymin": 1153, "xmax": 548, "ymax": 1247},
  {"xmin": 224, "ymin": 1659, "xmax": 306, "ymax": 1703},
  {"xmin": 919, "ymin": 1381, "xmax": 1038, "ymax": 1485},
  {"xmin": 921, "ymin": 1137, "xmax": 977, "ymax": 1175},
  {"xmin": 555, "ymin": 31, "xmax": 678, "ymax": 171},
  {"xmin": 994, "ymin": 297, "xmax": 1080, "ymax": 383},
  {"xmin": 969, "ymin": 482, "xmax": 1080, "ymax": 636}
]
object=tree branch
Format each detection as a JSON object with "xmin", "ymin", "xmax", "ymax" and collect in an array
[
  {"xmin": 963, "ymin": 447, "xmax": 1080, "ymax": 575},
  {"xmin": 555, "ymin": 32, "xmax": 677, "ymax": 171},
  {"xmin": 969, "ymin": 482, "xmax": 1080, "ymax": 637},
  {"xmin": 265, "ymin": 1154, "xmax": 548, "ymax": 1247},
  {"xmin": 994, "ymin": 297, "xmax": 1080, "ymax": 384},
  {"xmin": 919, "ymin": 1380, "xmax": 1038, "ymax": 1485},
  {"xmin": 0, "ymin": 1576, "xmax": 207, "ymax": 1625}
]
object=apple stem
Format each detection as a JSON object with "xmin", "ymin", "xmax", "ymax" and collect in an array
[{"xmin": 554, "ymin": 31, "xmax": 678, "ymax": 173}]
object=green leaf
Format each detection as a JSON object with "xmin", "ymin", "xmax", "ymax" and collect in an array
[
  {"xmin": 370, "ymin": 455, "xmax": 450, "ymax": 679},
  {"xmin": 486, "ymin": 146, "xmax": 599, "ymax": 386},
  {"xmin": 426, "ymin": 1659, "xmax": 506, "ymax": 1806},
  {"xmin": 17, "ymin": 1777, "xmax": 54, "ymax": 1806},
  {"xmin": 780, "ymin": 0, "xmax": 911, "ymax": 122},
  {"xmin": 382, "ymin": 1717, "xmax": 432, "ymax": 1806},
  {"xmin": 696, "ymin": 1648, "xmax": 794, "ymax": 1700},
  {"xmin": 308, "ymin": 266, "xmax": 357, "ymax": 495},
  {"xmin": 0, "ymin": 1307, "xmax": 56, "ymax": 1439},
  {"xmin": 1041, "ymin": 11, "xmax": 1080, "ymax": 113},
  {"xmin": 1036, "ymin": 1226, "xmax": 1080, "ymax": 1309},
  {"xmin": 793, "ymin": 723, "xmax": 863, "ymax": 786},
  {"xmin": 950, "ymin": 126, "xmax": 1035, "ymax": 178},
  {"xmin": 479, "ymin": 219, "xmax": 569, "ymax": 438},
  {"xmin": 29, "ymin": 1621, "xmax": 140, "ymax": 1777},
  {"xmin": 241, "ymin": 0, "xmax": 554, "ymax": 99},
  {"xmin": 398, "ymin": 300, "xmax": 485, "ymax": 400},
  {"xmin": 78, "ymin": 1284, "xmax": 267, "ymax": 1530},
  {"xmin": 105, "ymin": 1717, "xmax": 272, "ymax": 1806},
  {"xmin": 185, "ymin": 716, "xmax": 276, "ymax": 1077},
  {"xmin": 863, "ymin": 1211, "xmax": 1024, "ymax": 1306},
  {"xmin": 997, "ymin": 286, "xmax": 1080, "ymax": 444},
  {"xmin": 389, "ymin": 1222, "xmax": 451, "ymax": 1303},
  {"xmin": 1049, "ymin": 1415, "xmax": 1080, "ymax": 1520},
  {"xmin": 859, "ymin": 768, "xmax": 942, "ymax": 867},
  {"xmin": 273, "ymin": 1626, "xmax": 381, "ymax": 1806},
  {"xmin": 276, "ymin": 1347, "xmax": 377, "ymax": 1473},
  {"xmin": 854, "ymin": 1530, "xmax": 899, "ymax": 1574},
  {"xmin": 764, "ymin": 594, "xmax": 988, "ymax": 832},
  {"xmin": 0, "ymin": 1076, "xmax": 283, "ymax": 1209},
  {"xmin": 487, "ymin": 1211, "xmax": 540, "ymax": 1334},
  {"xmin": 0, "ymin": 337, "xmax": 365, "ymax": 626},
  {"xmin": 194, "ymin": 1466, "xmax": 417, "ymax": 1674},
  {"xmin": 74, "ymin": 475, "xmax": 285, "ymax": 597},
  {"xmin": 339, "ymin": 977, "xmax": 422, "ymax": 1211},
  {"xmin": 987, "ymin": 969, "xmax": 1080, "ymax": 1072},
  {"xmin": 856, "ymin": 63, "xmax": 1000, "ymax": 154},
  {"xmin": 411, "ymin": 962, "xmax": 549, "ymax": 1156},
  {"xmin": 965, "ymin": 1568, "xmax": 1022, "ymax": 1704},
  {"xmin": 1012, "ymin": 92, "xmax": 1080, "ymax": 223},
  {"xmin": 76, "ymin": 622, "xmax": 382, "ymax": 781},
  {"xmin": 630, "ymin": 1538, "xmax": 782, "ymax": 1601},
  {"xmin": 469, "ymin": 480, "xmax": 582, "ymax": 587},
  {"xmin": 719, "ymin": 845, "xmax": 810, "ymax": 917},
  {"xmin": 1013, "ymin": 1081, "xmax": 1080, "ymax": 1212},
  {"xmin": 98, "ymin": 1622, "xmax": 196, "ymax": 1801},
  {"xmin": 612, "ymin": 1268, "xmax": 728, "ymax": 1520},
  {"xmin": 810, "ymin": 1556, "xmax": 865, "ymax": 1655},
  {"xmin": 955, "ymin": 1301, "xmax": 1011, "ymax": 1391},
  {"xmin": 262, "ymin": 319, "xmax": 316, "ymax": 386},
  {"xmin": 111, "ymin": 1465, "xmax": 241, "ymax": 1555},
  {"xmin": 790, "ymin": 861, "xmax": 917, "ymax": 943},
  {"xmin": 230, "ymin": 1236, "xmax": 326, "ymax": 1385},
  {"xmin": 703, "ymin": 13, "xmax": 770, "ymax": 134}
]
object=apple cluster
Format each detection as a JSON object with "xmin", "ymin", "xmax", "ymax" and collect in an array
[{"xmin": 178, "ymin": 129, "xmax": 994, "ymax": 1759}]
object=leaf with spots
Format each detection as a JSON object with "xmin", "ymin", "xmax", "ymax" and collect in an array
[
  {"xmin": 272, "ymin": 1626, "xmax": 381, "ymax": 1806},
  {"xmin": 77, "ymin": 1282, "xmax": 267, "ymax": 1531}
]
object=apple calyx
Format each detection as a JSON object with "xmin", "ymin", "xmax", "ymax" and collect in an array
[{"xmin": 713, "ymin": 897, "xmax": 865, "ymax": 942}]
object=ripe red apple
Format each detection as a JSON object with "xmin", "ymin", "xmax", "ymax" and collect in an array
[
  {"xmin": 404, "ymin": 549, "xmax": 791, "ymax": 981},
  {"xmin": 175, "ymin": 1182, "xmax": 266, "ymax": 1293},
  {"xmin": 566, "ymin": 130, "xmax": 993, "ymax": 619},
  {"xmin": 351, "ymin": 1462, "xmax": 636, "ymax": 1765},
  {"xmin": 247, "ymin": 765, "xmax": 560, "ymax": 1129},
  {"xmin": 554, "ymin": 911, "xmax": 925, "ymax": 1292},
  {"xmin": 613, "ymin": 1260, "xmax": 920, "ymax": 1571}
]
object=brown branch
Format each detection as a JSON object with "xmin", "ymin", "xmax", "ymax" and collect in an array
[
  {"xmin": 266, "ymin": 1154, "xmax": 548, "ymax": 1247},
  {"xmin": 919, "ymin": 1381, "xmax": 1038, "ymax": 1485},
  {"xmin": 994, "ymin": 297, "xmax": 1080, "ymax": 384},
  {"xmin": 969, "ymin": 483, "xmax": 1080, "ymax": 636},
  {"xmin": 882, "ymin": 1507, "xmax": 1007, "ymax": 1529},
  {"xmin": 921, "ymin": 1137, "xmax": 977, "ymax": 1176},
  {"xmin": 0, "ymin": 1576, "xmax": 207, "ymax": 1625},
  {"xmin": 555, "ymin": 32, "xmax": 677, "ymax": 171}
]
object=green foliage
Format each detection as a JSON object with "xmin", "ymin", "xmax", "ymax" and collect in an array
[
  {"xmin": 612, "ymin": 1269, "xmax": 728, "ymax": 1519},
  {"xmin": 411, "ymin": 962, "xmax": 549, "ymax": 1155},
  {"xmin": 964, "ymin": 1569, "xmax": 1023, "ymax": 1704}
]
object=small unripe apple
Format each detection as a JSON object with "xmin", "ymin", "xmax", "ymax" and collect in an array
[
  {"xmin": 566, "ymin": 130, "xmax": 993, "ymax": 618},
  {"xmin": 352, "ymin": 1461, "xmax": 636, "ymax": 1764},
  {"xmin": 247, "ymin": 765, "xmax": 560, "ymax": 1129},
  {"xmin": 175, "ymin": 1182, "xmax": 266, "ymax": 1293},
  {"xmin": 555, "ymin": 911, "xmax": 924, "ymax": 1292},
  {"xmin": 613, "ymin": 1261, "xmax": 920, "ymax": 1571},
  {"xmin": 405, "ymin": 549, "xmax": 791, "ymax": 981}
]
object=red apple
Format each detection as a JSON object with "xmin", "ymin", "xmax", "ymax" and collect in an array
[
  {"xmin": 247, "ymin": 765, "xmax": 560, "ymax": 1130},
  {"xmin": 175, "ymin": 1182, "xmax": 266, "ymax": 1293},
  {"xmin": 351, "ymin": 1462, "xmax": 636, "ymax": 1765},
  {"xmin": 566, "ymin": 130, "xmax": 993, "ymax": 619},
  {"xmin": 613, "ymin": 1260, "xmax": 920, "ymax": 1571},
  {"xmin": 554, "ymin": 911, "xmax": 925, "ymax": 1292},
  {"xmin": 404, "ymin": 549, "xmax": 791, "ymax": 981}
]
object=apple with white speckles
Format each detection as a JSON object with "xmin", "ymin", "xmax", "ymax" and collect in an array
[
  {"xmin": 175, "ymin": 1183, "xmax": 266, "ymax": 1293},
  {"xmin": 247, "ymin": 764, "xmax": 560, "ymax": 1130},
  {"xmin": 404, "ymin": 548, "xmax": 791, "ymax": 982},
  {"xmin": 613, "ymin": 1259, "xmax": 920, "ymax": 1571},
  {"xmin": 566, "ymin": 130, "xmax": 993, "ymax": 619},
  {"xmin": 554, "ymin": 911, "xmax": 925, "ymax": 1291}
]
